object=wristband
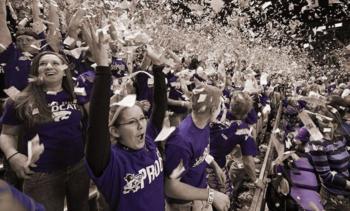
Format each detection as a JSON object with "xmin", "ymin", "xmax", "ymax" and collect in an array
[
  {"xmin": 7, "ymin": 152, "xmax": 19, "ymax": 162},
  {"xmin": 206, "ymin": 188, "xmax": 214, "ymax": 208}
]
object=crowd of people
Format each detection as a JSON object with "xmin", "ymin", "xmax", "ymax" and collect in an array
[{"xmin": 0, "ymin": 0, "xmax": 349, "ymax": 211}]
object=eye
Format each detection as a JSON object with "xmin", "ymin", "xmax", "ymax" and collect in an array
[
  {"xmin": 140, "ymin": 116, "xmax": 147, "ymax": 121},
  {"xmin": 39, "ymin": 62, "xmax": 47, "ymax": 66},
  {"xmin": 127, "ymin": 120, "xmax": 138, "ymax": 125}
]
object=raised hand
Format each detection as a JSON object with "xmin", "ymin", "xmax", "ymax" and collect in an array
[{"xmin": 81, "ymin": 19, "xmax": 109, "ymax": 66}]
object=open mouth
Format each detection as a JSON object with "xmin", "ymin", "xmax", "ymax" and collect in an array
[
  {"xmin": 45, "ymin": 72, "xmax": 56, "ymax": 76},
  {"xmin": 137, "ymin": 133, "xmax": 145, "ymax": 141}
]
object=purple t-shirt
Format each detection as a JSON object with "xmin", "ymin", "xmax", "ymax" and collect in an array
[
  {"xmin": 85, "ymin": 122, "xmax": 164, "ymax": 211},
  {"xmin": 210, "ymin": 121, "xmax": 258, "ymax": 168},
  {"xmin": 1, "ymin": 91, "xmax": 85, "ymax": 172},
  {"xmin": 164, "ymin": 115, "xmax": 210, "ymax": 190}
]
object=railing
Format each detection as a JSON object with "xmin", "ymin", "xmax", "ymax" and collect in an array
[{"xmin": 249, "ymin": 102, "xmax": 283, "ymax": 211}]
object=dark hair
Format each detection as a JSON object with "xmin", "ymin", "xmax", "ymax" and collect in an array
[{"xmin": 14, "ymin": 51, "xmax": 76, "ymax": 127}]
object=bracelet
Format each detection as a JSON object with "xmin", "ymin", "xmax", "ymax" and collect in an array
[
  {"xmin": 7, "ymin": 152, "xmax": 19, "ymax": 161},
  {"xmin": 206, "ymin": 188, "xmax": 214, "ymax": 208}
]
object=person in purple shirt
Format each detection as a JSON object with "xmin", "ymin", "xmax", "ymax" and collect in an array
[
  {"xmin": 164, "ymin": 85, "xmax": 230, "ymax": 211},
  {"xmin": 84, "ymin": 21, "xmax": 167, "ymax": 211},
  {"xmin": 308, "ymin": 106, "xmax": 350, "ymax": 210},
  {"xmin": 208, "ymin": 92, "xmax": 258, "ymax": 197},
  {"xmin": 0, "ymin": 51, "xmax": 90, "ymax": 211}
]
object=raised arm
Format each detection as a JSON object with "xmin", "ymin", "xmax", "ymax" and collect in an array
[
  {"xmin": 0, "ymin": 0, "xmax": 12, "ymax": 53},
  {"xmin": 83, "ymin": 20, "xmax": 111, "ymax": 176},
  {"xmin": 46, "ymin": 0, "xmax": 61, "ymax": 52},
  {"xmin": 150, "ymin": 64, "xmax": 167, "ymax": 130},
  {"xmin": 31, "ymin": 0, "xmax": 45, "ymax": 35}
]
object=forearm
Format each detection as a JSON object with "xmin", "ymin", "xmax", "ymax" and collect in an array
[
  {"xmin": 151, "ymin": 65, "xmax": 167, "ymax": 130},
  {"xmin": 0, "ymin": 134, "xmax": 18, "ymax": 158},
  {"xmin": 242, "ymin": 156, "xmax": 257, "ymax": 181},
  {"xmin": 47, "ymin": 1, "xmax": 61, "ymax": 52},
  {"xmin": 165, "ymin": 178, "xmax": 208, "ymax": 201},
  {"xmin": 32, "ymin": 0, "xmax": 41, "ymax": 23},
  {"xmin": 86, "ymin": 66, "xmax": 111, "ymax": 176},
  {"xmin": 168, "ymin": 98, "xmax": 186, "ymax": 107},
  {"xmin": 0, "ymin": 1, "xmax": 12, "ymax": 49}
]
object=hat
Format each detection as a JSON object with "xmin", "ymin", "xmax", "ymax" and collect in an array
[{"xmin": 108, "ymin": 94, "xmax": 137, "ymax": 127}]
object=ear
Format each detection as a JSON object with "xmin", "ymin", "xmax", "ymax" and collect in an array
[{"xmin": 109, "ymin": 126, "xmax": 120, "ymax": 139}]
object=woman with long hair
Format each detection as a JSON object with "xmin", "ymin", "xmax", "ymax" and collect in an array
[{"xmin": 0, "ymin": 50, "xmax": 90, "ymax": 211}]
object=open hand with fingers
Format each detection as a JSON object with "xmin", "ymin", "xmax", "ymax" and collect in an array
[{"xmin": 81, "ymin": 19, "xmax": 110, "ymax": 67}]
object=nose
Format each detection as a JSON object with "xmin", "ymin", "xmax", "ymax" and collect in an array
[{"xmin": 46, "ymin": 63, "xmax": 53, "ymax": 68}]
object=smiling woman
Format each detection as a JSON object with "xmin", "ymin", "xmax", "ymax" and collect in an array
[{"xmin": 0, "ymin": 51, "xmax": 90, "ymax": 210}]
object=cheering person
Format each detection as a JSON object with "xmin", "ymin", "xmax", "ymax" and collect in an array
[{"xmin": 83, "ymin": 19, "xmax": 167, "ymax": 211}]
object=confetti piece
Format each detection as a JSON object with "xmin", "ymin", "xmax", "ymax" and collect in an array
[
  {"xmin": 197, "ymin": 94, "xmax": 207, "ymax": 103},
  {"xmin": 32, "ymin": 108, "xmax": 39, "ymax": 115},
  {"xmin": 74, "ymin": 87, "xmax": 87, "ymax": 96},
  {"xmin": 4, "ymin": 86, "xmax": 20, "ymax": 100},
  {"xmin": 323, "ymin": 128, "xmax": 331, "ymax": 133},
  {"xmin": 155, "ymin": 126, "xmax": 176, "ymax": 142},
  {"xmin": 221, "ymin": 134, "xmax": 228, "ymax": 140},
  {"xmin": 205, "ymin": 154, "xmax": 214, "ymax": 164},
  {"xmin": 111, "ymin": 94, "xmax": 136, "ymax": 107},
  {"xmin": 262, "ymin": 2, "xmax": 272, "ymax": 10},
  {"xmin": 26, "ymin": 135, "xmax": 44, "ymax": 167},
  {"xmin": 30, "ymin": 45, "xmax": 41, "ymax": 50},
  {"xmin": 18, "ymin": 18, "xmax": 29, "ymax": 27},
  {"xmin": 63, "ymin": 36, "xmax": 76, "ymax": 46},
  {"xmin": 0, "ymin": 44, "xmax": 6, "ymax": 50}
]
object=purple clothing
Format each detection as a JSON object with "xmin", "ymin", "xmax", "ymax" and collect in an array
[
  {"xmin": 0, "ymin": 33, "xmax": 46, "ymax": 91},
  {"xmin": 110, "ymin": 57, "xmax": 128, "ymax": 78},
  {"xmin": 75, "ymin": 58, "xmax": 128, "ymax": 103},
  {"xmin": 165, "ymin": 115, "xmax": 210, "ymax": 189},
  {"xmin": 244, "ymin": 109, "xmax": 258, "ymax": 125},
  {"xmin": 2, "ymin": 91, "xmax": 85, "ymax": 172},
  {"xmin": 210, "ymin": 121, "xmax": 258, "ymax": 168},
  {"xmin": 0, "ymin": 180, "xmax": 46, "ymax": 211},
  {"xmin": 0, "ymin": 43, "xmax": 32, "ymax": 91},
  {"xmin": 168, "ymin": 87, "xmax": 187, "ymax": 114},
  {"xmin": 309, "ymin": 138, "xmax": 350, "ymax": 196},
  {"xmin": 85, "ymin": 123, "xmax": 164, "ymax": 211}
]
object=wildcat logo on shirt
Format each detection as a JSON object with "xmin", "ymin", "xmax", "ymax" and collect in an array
[
  {"xmin": 193, "ymin": 144, "xmax": 210, "ymax": 168},
  {"xmin": 49, "ymin": 101, "xmax": 79, "ymax": 122},
  {"xmin": 123, "ymin": 150, "xmax": 163, "ymax": 194}
]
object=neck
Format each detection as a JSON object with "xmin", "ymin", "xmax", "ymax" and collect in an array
[
  {"xmin": 44, "ymin": 83, "xmax": 63, "ymax": 93},
  {"xmin": 191, "ymin": 112, "xmax": 209, "ymax": 129}
]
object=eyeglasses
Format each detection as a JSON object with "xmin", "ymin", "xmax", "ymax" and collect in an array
[{"xmin": 117, "ymin": 116, "xmax": 147, "ymax": 127}]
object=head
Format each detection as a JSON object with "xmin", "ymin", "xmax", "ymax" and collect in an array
[
  {"xmin": 30, "ymin": 52, "xmax": 73, "ymax": 90},
  {"xmin": 15, "ymin": 29, "xmax": 41, "ymax": 54},
  {"xmin": 191, "ymin": 85, "xmax": 222, "ymax": 122},
  {"xmin": 230, "ymin": 91, "xmax": 253, "ymax": 120},
  {"xmin": 109, "ymin": 95, "xmax": 147, "ymax": 150}
]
